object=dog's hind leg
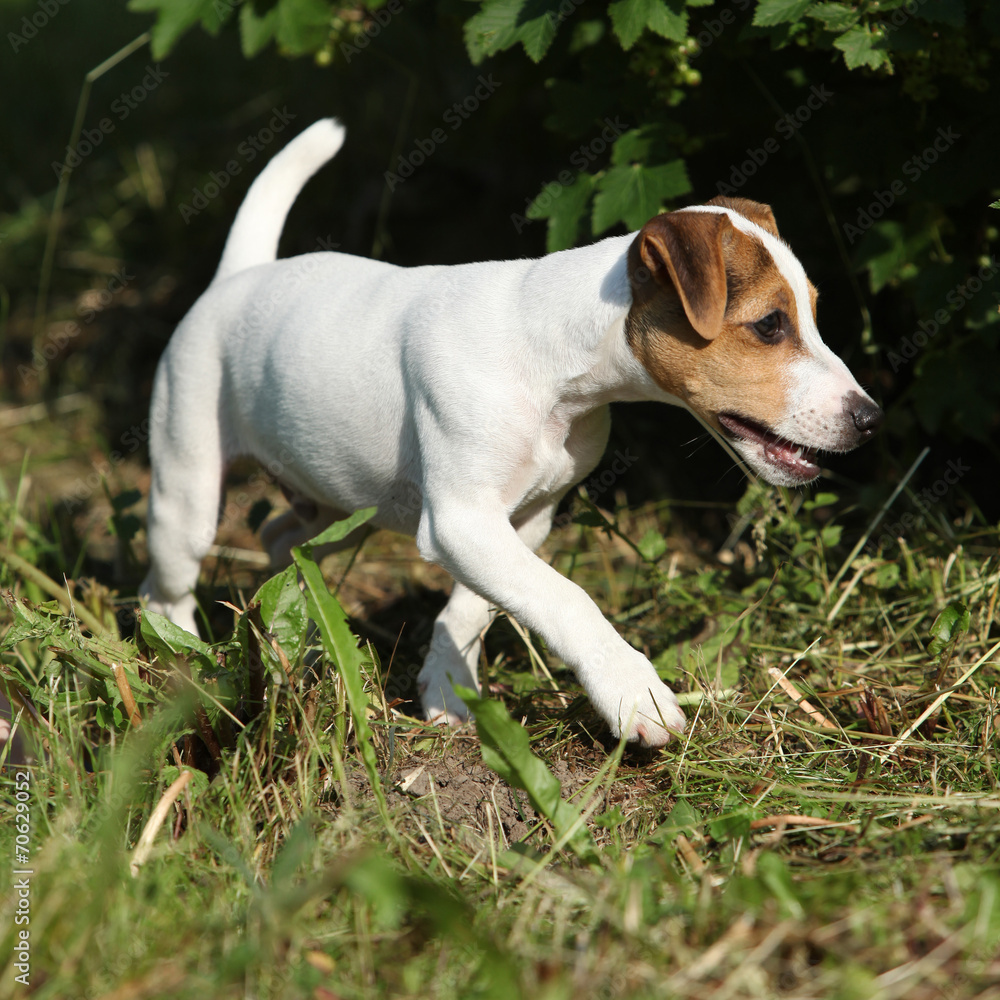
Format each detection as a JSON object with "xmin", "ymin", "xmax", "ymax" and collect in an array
[
  {"xmin": 139, "ymin": 409, "xmax": 225, "ymax": 637},
  {"xmin": 418, "ymin": 502, "xmax": 556, "ymax": 725},
  {"xmin": 418, "ymin": 581, "xmax": 497, "ymax": 725}
]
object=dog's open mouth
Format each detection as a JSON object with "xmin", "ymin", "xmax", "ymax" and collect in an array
[{"xmin": 718, "ymin": 413, "xmax": 820, "ymax": 483}]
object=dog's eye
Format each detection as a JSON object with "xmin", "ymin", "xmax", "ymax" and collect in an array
[{"xmin": 751, "ymin": 311, "xmax": 783, "ymax": 340}]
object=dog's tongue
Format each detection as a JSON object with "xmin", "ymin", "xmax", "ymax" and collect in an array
[
  {"xmin": 763, "ymin": 438, "xmax": 819, "ymax": 478},
  {"xmin": 719, "ymin": 413, "xmax": 819, "ymax": 481}
]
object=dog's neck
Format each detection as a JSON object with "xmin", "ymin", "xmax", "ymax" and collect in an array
[{"xmin": 517, "ymin": 236, "xmax": 678, "ymax": 409}]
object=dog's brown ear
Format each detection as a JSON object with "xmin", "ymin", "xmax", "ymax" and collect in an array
[
  {"xmin": 629, "ymin": 211, "xmax": 730, "ymax": 341},
  {"xmin": 706, "ymin": 195, "xmax": 779, "ymax": 237}
]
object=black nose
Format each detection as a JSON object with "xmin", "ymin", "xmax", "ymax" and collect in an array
[{"xmin": 850, "ymin": 395, "xmax": 883, "ymax": 436}]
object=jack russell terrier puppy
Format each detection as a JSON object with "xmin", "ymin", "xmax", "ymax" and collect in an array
[{"xmin": 140, "ymin": 119, "xmax": 882, "ymax": 747}]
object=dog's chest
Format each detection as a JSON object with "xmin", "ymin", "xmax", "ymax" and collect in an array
[{"xmin": 507, "ymin": 404, "xmax": 611, "ymax": 512}]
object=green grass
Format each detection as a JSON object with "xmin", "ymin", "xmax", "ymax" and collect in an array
[{"xmin": 2, "ymin": 452, "xmax": 1000, "ymax": 1000}]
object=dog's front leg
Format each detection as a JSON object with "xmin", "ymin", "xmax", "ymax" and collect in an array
[{"xmin": 416, "ymin": 500, "xmax": 685, "ymax": 746}]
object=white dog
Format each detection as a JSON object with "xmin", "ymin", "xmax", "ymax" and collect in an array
[{"xmin": 140, "ymin": 119, "xmax": 881, "ymax": 746}]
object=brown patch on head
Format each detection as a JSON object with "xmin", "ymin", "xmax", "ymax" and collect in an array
[
  {"xmin": 706, "ymin": 195, "xmax": 779, "ymax": 237},
  {"xmin": 806, "ymin": 279, "xmax": 818, "ymax": 323},
  {"xmin": 625, "ymin": 208, "xmax": 806, "ymax": 431}
]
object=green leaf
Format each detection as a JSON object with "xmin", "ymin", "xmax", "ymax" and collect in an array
[
  {"xmin": 240, "ymin": 2, "xmax": 279, "ymax": 58},
  {"xmin": 802, "ymin": 492, "xmax": 839, "ymax": 510},
  {"xmin": 757, "ymin": 852, "xmax": 804, "ymax": 919},
  {"xmin": 609, "ymin": 0, "xmax": 687, "ymax": 50},
  {"xmin": 592, "ymin": 160, "xmax": 691, "ymax": 233},
  {"xmin": 867, "ymin": 562, "xmax": 900, "ymax": 590},
  {"xmin": 928, "ymin": 601, "xmax": 970, "ymax": 659},
  {"xmin": 808, "ymin": 2, "xmax": 860, "ymax": 31},
  {"xmin": 651, "ymin": 798, "xmax": 703, "ymax": 840},
  {"xmin": 140, "ymin": 609, "xmax": 212, "ymax": 663},
  {"xmin": 752, "ymin": 0, "xmax": 814, "ymax": 27},
  {"xmin": 254, "ymin": 565, "xmax": 309, "ymax": 666},
  {"xmin": 0, "ymin": 597, "xmax": 60, "ymax": 650},
  {"xmin": 275, "ymin": 0, "xmax": 332, "ymax": 56},
  {"xmin": 127, "ymin": 0, "xmax": 217, "ymax": 59},
  {"xmin": 527, "ymin": 172, "xmax": 596, "ymax": 252},
  {"xmin": 833, "ymin": 25, "xmax": 892, "ymax": 70},
  {"xmin": 456, "ymin": 686, "xmax": 598, "ymax": 863},
  {"xmin": 306, "ymin": 506, "xmax": 376, "ymax": 548},
  {"xmin": 637, "ymin": 528, "xmax": 667, "ymax": 563},
  {"xmin": 463, "ymin": 0, "xmax": 564, "ymax": 65},
  {"xmin": 291, "ymin": 517, "xmax": 390, "ymax": 825},
  {"xmin": 708, "ymin": 793, "xmax": 752, "ymax": 841},
  {"xmin": 820, "ymin": 524, "xmax": 843, "ymax": 547}
]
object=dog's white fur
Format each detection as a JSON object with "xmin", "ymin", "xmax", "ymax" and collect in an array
[{"xmin": 141, "ymin": 119, "xmax": 880, "ymax": 747}]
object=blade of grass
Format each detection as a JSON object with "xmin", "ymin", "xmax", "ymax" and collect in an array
[{"xmin": 290, "ymin": 509, "xmax": 394, "ymax": 830}]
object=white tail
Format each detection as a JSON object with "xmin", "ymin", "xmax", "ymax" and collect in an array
[{"xmin": 212, "ymin": 118, "xmax": 346, "ymax": 284}]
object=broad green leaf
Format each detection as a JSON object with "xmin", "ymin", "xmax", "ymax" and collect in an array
[
  {"xmin": 928, "ymin": 600, "xmax": 970, "ymax": 658},
  {"xmin": 802, "ymin": 492, "xmax": 839, "ymax": 510},
  {"xmin": 820, "ymin": 524, "xmax": 843, "ymax": 547},
  {"xmin": 0, "ymin": 597, "xmax": 60, "ymax": 650},
  {"xmin": 463, "ymin": 0, "xmax": 564, "ymax": 64},
  {"xmin": 651, "ymin": 798, "xmax": 703, "ymax": 840},
  {"xmin": 140, "ymin": 609, "xmax": 212, "ymax": 663},
  {"xmin": 240, "ymin": 2, "xmax": 279, "ymax": 57},
  {"xmin": 275, "ymin": 0, "xmax": 333, "ymax": 56},
  {"xmin": 708, "ymin": 792, "xmax": 752, "ymax": 841},
  {"xmin": 592, "ymin": 160, "xmax": 691, "ymax": 233},
  {"xmin": 867, "ymin": 562, "xmax": 900, "ymax": 590},
  {"xmin": 456, "ymin": 685, "xmax": 598, "ymax": 863},
  {"xmin": 254, "ymin": 564, "xmax": 309, "ymax": 665},
  {"xmin": 808, "ymin": 2, "xmax": 860, "ymax": 31},
  {"xmin": 637, "ymin": 528, "xmax": 667, "ymax": 563},
  {"xmin": 752, "ymin": 0, "xmax": 813, "ymax": 27},
  {"xmin": 833, "ymin": 25, "xmax": 892, "ymax": 70},
  {"xmin": 609, "ymin": 0, "xmax": 687, "ymax": 50},
  {"xmin": 526, "ymin": 172, "xmax": 595, "ymax": 252},
  {"xmin": 127, "ymin": 0, "xmax": 217, "ymax": 59}
]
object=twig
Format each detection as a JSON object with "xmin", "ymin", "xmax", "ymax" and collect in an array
[
  {"xmin": 130, "ymin": 770, "xmax": 192, "ymax": 877},
  {"xmin": 767, "ymin": 667, "xmax": 837, "ymax": 729},
  {"xmin": 750, "ymin": 814, "xmax": 857, "ymax": 832},
  {"xmin": 675, "ymin": 833, "xmax": 706, "ymax": 875},
  {"xmin": 879, "ymin": 638, "xmax": 1000, "ymax": 762},
  {"xmin": 112, "ymin": 663, "xmax": 142, "ymax": 728}
]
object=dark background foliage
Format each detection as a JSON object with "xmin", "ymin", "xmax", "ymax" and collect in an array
[{"xmin": 1, "ymin": 0, "xmax": 997, "ymax": 533}]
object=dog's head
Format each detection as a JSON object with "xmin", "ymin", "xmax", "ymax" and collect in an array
[{"xmin": 625, "ymin": 196, "xmax": 882, "ymax": 486}]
